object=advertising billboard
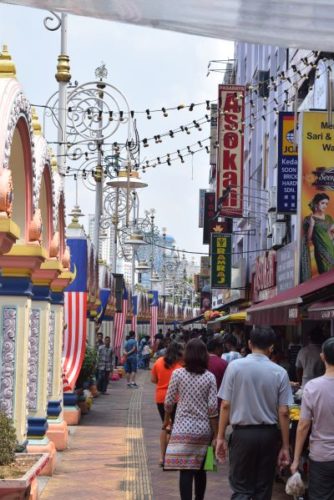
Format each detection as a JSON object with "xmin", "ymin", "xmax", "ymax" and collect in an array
[
  {"xmin": 299, "ymin": 112, "xmax": 334, "ymax": 282},
  {"xmin": 277, "ymin": 112, "xmax": 298, "ymax": 213},
  {"xmin": 217, "ymin": 84, "xmax": 245, "ymax": 217}
]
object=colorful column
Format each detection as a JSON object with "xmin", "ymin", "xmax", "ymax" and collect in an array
[
  {"xmin": 46, "ymin": 291, "xmax": 68, "ymax": 450},
  {"xmin": 0, "ymin": 244, "xmax": 46, "ymax": 446}
]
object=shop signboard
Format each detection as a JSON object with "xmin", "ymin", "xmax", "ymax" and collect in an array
[
  {"xmin": 252, "ymin": 251, "xmax": 276, "ymax": 302},
  {"xmin": 217, "ymin": 84, "xmax": 245, "ymax": 218},
  {"xmin": 203, "ymin": 192, "xmax": 232, "ymax": 244},
  {"xmin": 210, "ymin": 103, "xmax": 218, "ymax": 166},
  {"xmin": 299, "ymin": 112, "xmax": 334, "ymax": 283},
  {"xmin": 198, "ymin": 189, "xmax": 206, "ymax": 228},
  {"xmin": 200, "ymin": 256, "xmax": 210, "ymax": 277},
  {"xmin": 277, "ymin": 112, "xmax": 298, "ymax": 213},
  {"xmin": 276, "ymin": 242, "xmax": 297, "ymax": 294},
  {"xmin": 200, "ymin": 290, "xmax": 212, "ymax": 312},
  {"xmin": 210, "ymin": 233, "xmax": 232, "ymax": 288}
]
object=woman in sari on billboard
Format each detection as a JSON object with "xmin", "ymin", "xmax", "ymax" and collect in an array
[{"xmin": 301, "ymin": 193, "xmax": 334, "ymax": 281}]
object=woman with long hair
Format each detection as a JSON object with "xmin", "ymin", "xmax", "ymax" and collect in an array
[
  {"xmin": 163, "ymin": 338, "xmax": 218, "ymax": 500},
  {"xmin": 302, "ymin": 193, "xmax": 334, "ymax": 280},
  {"xmin": 151, "ymin": 341, "xmax": 184, "ymax": 466}
]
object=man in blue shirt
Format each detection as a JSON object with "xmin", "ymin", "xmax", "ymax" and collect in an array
[{"xmin": 124, "ymin": 330, "xmax": 138, "ymax": 388}]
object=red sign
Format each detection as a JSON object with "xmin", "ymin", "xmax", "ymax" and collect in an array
[
  {"xmin": 217, "ymin": 84, "xmax": 245, "ymax": 217},
  {"xmin": 252, "ymin": 251, "xmax": 277, "ymax": 302}
]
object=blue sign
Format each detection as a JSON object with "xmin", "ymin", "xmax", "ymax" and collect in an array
[{"xmin": 277, "ymin": 112, "xmax": 298, "ymax": 213}]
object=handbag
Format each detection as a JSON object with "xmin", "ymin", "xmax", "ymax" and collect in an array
[{"xmin": 204, "ymin": 445, "xmax": 217, "ymax": 472}]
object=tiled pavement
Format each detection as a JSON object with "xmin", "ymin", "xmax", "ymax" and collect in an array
[{"xmin": 41, "ymin": 369, "xmax": 290, "ymax": 499}]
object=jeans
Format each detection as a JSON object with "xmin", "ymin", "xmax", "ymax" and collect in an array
[
  {"xmin": 97, "ymin": 369, "xmax": 110, "ymax": 393},
  {"xmin": 308, "ymin": 458, "xmax": 334, "ymax": 500},
  {"xmin": 179, "ymin": 470, "xmax": 207, "ymax": 500}
]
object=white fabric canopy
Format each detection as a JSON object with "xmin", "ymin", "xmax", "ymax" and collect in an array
[{"xmin": 1, "ymin": 0, "xmax": 334, "ymax": 51}]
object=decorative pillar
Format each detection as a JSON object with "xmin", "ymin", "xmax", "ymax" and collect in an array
[
  {"xmin": 0, "ymin": 244, "xmax": 46, "ymax": 445},
  {"xmin": 26, "ymin": 260, "xmax": 62, "ymax": 475},
  {"xmin": 46, "ymin": 290, "xmax": 68, "ymax": 450}
]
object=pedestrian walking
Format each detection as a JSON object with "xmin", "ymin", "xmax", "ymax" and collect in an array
[
  {"xmin": 291, "ymin": 337, "xmax": 334, "ymax": 500},
  {"xmin": 124, "ymin": 330, "xmax": 138, "ymax": 388},
  {"xmin": 295, "ymin": 328, "xmax": 325, "ymax": 387},
  {"xmin": 97, "ymin": 336, "xmax": 113, "ymax": 394},
  {"xmin": 222, "ymin": 333, "xmax": 242, "ymax": 363},
  {"xmin": 207, "ymin": 335, "xmax": 228, "ymax": 411},
  {"xmin": 216, "ymin": 326, "xmax": 292, "ymax": 500},
  {"xmin": 151, "ymin": 341, "xmax": 184, "ymax": 466},
  {"xmin": 163, "ymin": 338, "xmax": 218, "ymax": 500}
]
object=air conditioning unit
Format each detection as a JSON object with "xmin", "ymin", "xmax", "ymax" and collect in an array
[
  {"xmin": 268, "ymin": 186, "xmax": 277, "ymax": 212},
  {"xmin": 272, "ymin": 222, "xmax": 286, "ymax": 248}
]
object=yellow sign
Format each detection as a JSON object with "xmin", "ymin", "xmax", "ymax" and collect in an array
[{"xmin": 300, "ymin": 112, "xmax": 334, "ymax": 282}]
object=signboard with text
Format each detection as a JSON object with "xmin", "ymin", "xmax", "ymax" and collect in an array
[
  {"xmin": 217, "ymin": 84, "xmax": 245, "ymax": 217},
  {"xmin": 198, "ymin": 189, "xmax": 206, "ymax": 228},
  {"xmin": 252, "ymin": 251, "xmax": 277, "ymax": 302},
  {"xmin": 276, "ymin": 242, "xmax": 297, "ymax": 293},
  {"xmin": 210, "ymin": 233, "xmax": 232, "ymax": 288},
  {"xmin": 277, "ymin": 112, "xmax": 298, "ymax": 213},
  {"xmin": 299, "ymin": 112, "xmax": 334, "ymax": 282}
]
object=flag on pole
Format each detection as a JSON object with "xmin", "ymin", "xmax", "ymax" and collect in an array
[
  {"xmin": 114, "ymin": 288, "xmax": 128, "ymax": 358},
  {"xmin": 62, "ymin": 238, "xmax": 88, "ymax": 393},
  {"xmin": 131, "ymin": 295, "xmax": 138, "ymax": 334},
  {"xmin": 148, "ymin": 290, "xmax": 159, "ymax": 343}
]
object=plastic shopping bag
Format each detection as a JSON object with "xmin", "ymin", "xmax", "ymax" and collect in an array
[
  {"xmin": 204, "ymin": 446, "xmax": 217, "ymax": 472},
  {"xmin": 285, "ymin": 472, "xmax": 305, "ymax": 496}
]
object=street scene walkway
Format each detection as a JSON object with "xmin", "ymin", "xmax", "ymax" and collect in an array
[{"xmin": 41, "ymin": 370, "xmax": 289, "ymax": 499}]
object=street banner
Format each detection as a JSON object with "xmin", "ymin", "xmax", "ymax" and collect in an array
[
  {"xmin": 198, "ymin": 189, "xmax": 206, "ymax": 228},
  {"xmin": 276, "ymin": 242, "xmax": 297, "ymax": 294},
  {"xmin": 299, "ymin": 112, "xmax": 334, "ymax": 282},
  {"xmin": 63, "ymin": 238, "xmax": 88, "ymax": 392},
  {"xmin": 148, "ymin": 290, "xmax": 159, "ymax": 342},
  {"xmin": 277, "ymin": 112, "xmax": 298, "ymax": 213},
  {"xmin": 203, "ymin": 191, "xmax": 232, "ymax": 244},
  {"xmin": 210, "ymin": 233, "xmax": 232, "ymax": 288},
  {"xmin": 217, "ymin": 84, "xmax": 245, "ymax": 217}
]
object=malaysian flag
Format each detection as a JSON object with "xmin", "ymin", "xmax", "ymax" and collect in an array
[
  {"xmin": 114, "ymin": 288, "xmax": 128, "ymax": 358},
  {"xmin": 63, "ymin": 238, "xmax": 88, "ymax": 392},
  {"xmin": 131, "ymin": 295, "xmax": 138, "ymax": 335},
  {"xmin": 148, "ymin": 290, "xmax": 159, "ymax": 343}
]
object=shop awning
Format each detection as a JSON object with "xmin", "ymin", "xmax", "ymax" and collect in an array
[
  {"xmin": 308, "ymin": 300, "xmax": 334, "ymax": 321},
  {"xmin": 208, "ymin": 311, "xmax": 246, "ymax": 325},
  {"xmin": 182, "ymin": 313, "xmax": 204, "ymax": 326},
  {"xmin": 247, "ymin": 269, "xmax": 334, "ymax": 326}
]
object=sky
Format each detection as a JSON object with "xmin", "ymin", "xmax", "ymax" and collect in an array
[{"xmin": 0, "ymin": 3, "xmax": 233, "ymax": 261}]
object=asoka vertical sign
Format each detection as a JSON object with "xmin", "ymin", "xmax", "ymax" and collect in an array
[
  {"xmin": 217, "ymin": 84, "xmax": 245, "ymax": 217},
  {"xmin": 277, "ymin": 112, "xmax": 298, "ymax": 213}
]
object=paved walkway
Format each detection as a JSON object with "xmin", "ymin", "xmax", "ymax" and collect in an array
[{"xmin": 41, "ymin": 370, "xmax": 289, "ymax": 499}]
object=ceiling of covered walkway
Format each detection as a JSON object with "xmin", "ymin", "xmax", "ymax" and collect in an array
[{"xmin": 1, "ymin": 0, "xmax": 334, "ymax": 51}]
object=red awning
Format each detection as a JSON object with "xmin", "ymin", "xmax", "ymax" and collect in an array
[
  {"xmin": 246, "ymin": 269, "xmax": 334, "ymax": 326},
  {"xmin": 308, "ymin": 300, "xmax": 334, "ymax": 321}
]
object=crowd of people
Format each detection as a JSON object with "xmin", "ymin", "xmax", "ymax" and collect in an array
[
  {"xmin": 94, "ymin": 325, "xmax": 334, "ymax": 500},
  {"xmin": 149, "ymin": 326, "xmax": 334, "ymax": 500}
]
